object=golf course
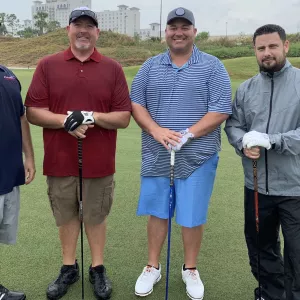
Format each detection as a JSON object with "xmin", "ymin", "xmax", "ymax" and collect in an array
[{"xmin": 2, "ymin": 56, "xmax": 300, "ymax": 300}]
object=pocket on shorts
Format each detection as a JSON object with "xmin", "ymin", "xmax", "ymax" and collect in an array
[
  {"xmin": 100, "ymin": 180, "xmax": 115, "ymax": 215},
  {"xmin": 46, "ymin": 177, "xmax": 57, "ymax": 214}
]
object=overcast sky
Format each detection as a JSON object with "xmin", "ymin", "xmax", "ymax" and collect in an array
[{"xmin": 2, "ymin": 0, "xmax": 300, "ymax": 35}]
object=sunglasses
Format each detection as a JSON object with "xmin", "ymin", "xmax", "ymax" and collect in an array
[{"xmin": 69, "ymin": 10, "xmax": 98, "ymax": 25}]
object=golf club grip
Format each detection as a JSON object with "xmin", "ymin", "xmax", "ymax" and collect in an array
[
  {"xmin": 78, "ymin": 139, "xmax": 83, "ymax": 169},
  {"xmin": 170, "ymin": 150, "xmax": 175, "ymax": 187},
  {"xmin": 252, "ymin": 160, "xmax": 259, "ymax": 233}
]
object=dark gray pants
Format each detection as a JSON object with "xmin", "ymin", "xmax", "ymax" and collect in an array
[{"xmin": 245, "ymin": 187, "xmax": 300, "ymax": 300}]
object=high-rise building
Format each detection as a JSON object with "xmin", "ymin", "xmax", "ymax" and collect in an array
[
  {"xmin": 140, "ymin": 22, "xmax": 165, "ymax": 40},
  {"xmin": 31, "ymin": 0, "xmax": 92, "ymax": 28},
  {"xmin": 96, "ymin": 5, "xmax": 140, "ymax": 37},
  {"xmin": 23, "ymin": 19, "xmax": 33, "ymax": 29}
]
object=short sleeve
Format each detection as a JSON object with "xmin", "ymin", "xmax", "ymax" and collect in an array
[
  {"xmin": 25, "ymin": 58, "xmax": 49, "ymax": 108},
  {"xmin": 208, "ymin": 59, "xmax": 232, "ymax": 115},
  {"xmin": 111, "ymin": 64, "xmax": 132, "ymax": 112},
  {"xmin": 130, "ymin": 58, "xmax": 152, "ymax": 108}
]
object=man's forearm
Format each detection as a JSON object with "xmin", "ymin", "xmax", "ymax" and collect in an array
[
  {"xmin": 26, "ymin": 107, "xmax": 66, "ymax": 129},
  {"xmin": 21, "ymin": 115, "xmax": 34, "ymax": 160},
  {"xmin": 132, "ymin": 103, "xmax": 159, "ymax": 135},
  {"xmin": 189, "ymin": 112, "xmax": 229, "ymax": 138},
  {"xmin": 93, "ymin": 111, "xmax": 131, "ymax": 130}
]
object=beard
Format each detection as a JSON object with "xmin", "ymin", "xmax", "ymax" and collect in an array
[
  {"xmin": 259, "ymin": 55, "xmax": 286, "ymax": 73},
  {"xmin": 74, "ymin": 40, "xmax": 91, "ymax": 51}
]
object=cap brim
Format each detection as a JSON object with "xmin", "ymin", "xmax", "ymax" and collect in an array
[
  {"xmin": 167, "ymin": 17, "xmax": 193, "ymax": 25},
  {"xmin": 70, "ymin": 16, "xmax": 98, "ymax": 27}
]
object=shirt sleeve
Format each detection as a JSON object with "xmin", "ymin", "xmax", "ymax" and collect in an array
[
  {"xmin": 208, "ymin": 59, "xmax": 232, "ymax": 115},
  {"xmin": 130, "ymin": 58, "xmax": 152, "ymax": 108},
  {"xmin": 110, "ymin": 63, "xmax": 132, "ymax": 112},
  {"xmin": 7, "ymin": 69, "xmax": 24, "ymax": 116},
  {"xmin": 224, "ymin": 86, "xmax": 248, "ymax": 157},
  {"xmin": 25, "ymin": 58, "xmax": 49, "ymax": 108}
]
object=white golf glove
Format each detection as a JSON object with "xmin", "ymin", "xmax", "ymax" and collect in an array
[
  {"xmin": 169, "ymin": 128, "xmax": 195, "ymax": 152},
  {"xmin": 242, "ymin": 130, "xmax": 271, "ymax": 150}
]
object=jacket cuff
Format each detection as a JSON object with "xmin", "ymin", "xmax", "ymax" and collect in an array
[
  {"xmin": 268, "ymin": 133, "xmax": 281, "ymax": 150},
  {"xmin": 235, "ymin": 138, "xmax": 244, "ymax": 157}
]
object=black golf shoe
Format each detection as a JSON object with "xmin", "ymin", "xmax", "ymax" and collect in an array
[
  {"xmin": 254, "ymin": 287, "xmax": 267, "ymax": 300},
  {"xmin": 46, "ymin": 261, "xmax": 79, "ymax": 300},
  {"xmin": 0, "ymin": 284, "xmax": 26, "ymax": 300},
  {"xmin": 89, "ymin": 265, "xmax": 112, "ymax": 299}
]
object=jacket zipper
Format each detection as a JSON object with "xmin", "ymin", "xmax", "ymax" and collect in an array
[{"xmin": 265, "ymin": 74, "xmax": 274, "ymax": 195}]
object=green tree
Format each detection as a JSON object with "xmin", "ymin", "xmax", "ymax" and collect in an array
[
  {"xmin": 17, "ymin": 27, "xmax": 39, "ymax": 38},
  {"xmin": 0, "ymin": 13, "xmax": 7, "ymax": 35},
  {"xmin": 34, "ymin": 11, "xmax": 48, "ymax": 36},
  {"xmin": 6, "ymin": 13, "xmax": 19, "ymax": 35},
  {"xmin": 46, "ymin": 20, "xmax": 60, "ymax": 33},
  {"xmin": 196, "ymin": 31, "xmax": 210, "ymax": 41}
]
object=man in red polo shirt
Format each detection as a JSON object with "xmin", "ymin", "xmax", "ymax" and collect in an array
[{"xmin": 25, "ymin": 7, "xmax": 131, "ymax": 300}]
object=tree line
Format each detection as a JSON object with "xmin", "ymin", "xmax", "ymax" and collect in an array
[{"xmin": 0, "ymin": 12, "xmax": 60, "ymax": 38}]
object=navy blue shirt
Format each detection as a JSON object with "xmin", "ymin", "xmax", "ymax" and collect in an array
[{"xmin": 0, "ymin": 65, "xmax": 25, "ymax": 195}]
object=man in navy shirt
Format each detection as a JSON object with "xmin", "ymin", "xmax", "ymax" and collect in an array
[{"xmin": 0, "ymin": 64, "xmax": 35, "ymax": 300}]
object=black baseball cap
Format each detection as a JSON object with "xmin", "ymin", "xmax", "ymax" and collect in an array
[
  {"xmin": 167, "ymin": 7, "xmax": 195, "ymax": 26},
  {"xmin": 69, "ymin": 7, "xmax": 98, "ymax": 27}
]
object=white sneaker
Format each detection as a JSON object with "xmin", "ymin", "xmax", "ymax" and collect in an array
[
  {"xmin": 182, "ymin": 265, "xmax": 204, "ymax": 300},
  {"xmin": 135, "ymin": 264, "xmax": 162, "ymax": 297}
]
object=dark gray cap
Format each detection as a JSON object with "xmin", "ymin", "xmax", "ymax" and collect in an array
[
  {"xmin": 69, "ymin": 7, "xmax": 98, "ymax": 27},
  {"xmin": 167, "ymin": 7, "xmax": 195, "ymax": 26}
]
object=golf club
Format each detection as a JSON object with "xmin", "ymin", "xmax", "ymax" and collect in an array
[
  {"xmin": 78, "ymin": 138, "xmax": 84, "ymax": 300},
  {"xmin": 165, "ymin": 149, "xmax": 175, "ymax": 300},
  {"xmin": 253, "ymin": 159, "xmax": 262, "ymax": 300}
]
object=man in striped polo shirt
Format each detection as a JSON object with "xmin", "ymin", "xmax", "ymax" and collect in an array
[{"xmin": 131, "ymin": 7, "xmax": 232, "ymax": 300}]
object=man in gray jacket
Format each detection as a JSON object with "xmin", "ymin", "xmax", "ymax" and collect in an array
[{"xmin": 225, "ymin": 24, "xmax": 300, "ymax": 300}]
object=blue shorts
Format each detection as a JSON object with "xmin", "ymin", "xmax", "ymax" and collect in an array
[{"xmin": 137, "ymin": 154, "xmax": 219, "ymax": 228}]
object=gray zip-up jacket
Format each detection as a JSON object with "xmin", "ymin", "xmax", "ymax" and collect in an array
[{"xmin": 225, "ymin": 60, "xmax": 300, "ymax": 196}]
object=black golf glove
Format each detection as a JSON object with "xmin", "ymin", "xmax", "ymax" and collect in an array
[{"xmin": 64, "ymin": 111, "xmax": 95, "ymax": 132}]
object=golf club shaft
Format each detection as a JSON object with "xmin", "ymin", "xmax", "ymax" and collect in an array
[
  {"xmin": 253, "ymin": 159, "xmax": 261, "ymax": 300},
  {"xmin": 165, "ymin": 150, "xmax": 175, "ymax": 300},
  {"xmin": 78, "ymin": 139, "xmax": 84, "ymax": 300}
]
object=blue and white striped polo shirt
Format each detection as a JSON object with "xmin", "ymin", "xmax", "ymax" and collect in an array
[{"xmin": 130, "ymin": 45, "xmax": 232, "ymax": 179}]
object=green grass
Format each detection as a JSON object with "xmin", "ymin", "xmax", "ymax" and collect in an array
[{"xmin": 2, "ymin": 57, "xmax": 295, "ymax": 300}]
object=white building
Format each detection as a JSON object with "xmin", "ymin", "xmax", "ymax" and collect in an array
[
  {"xmin": 140, "ymin": 23, "xmax": 164, "ymax": 40},
  {"xmin": 31, "ymin": 0, "xmax": 92, "ymax": 28},
  {"xmin": 96, "ymin": 5, "xmax": 140, "ymax": 37},
  {"xmin": 23, "ymin": 19, "xmax": 33, "ymax": 29}
]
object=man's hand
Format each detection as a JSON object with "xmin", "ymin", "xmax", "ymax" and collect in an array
[
  {"xmin": 242, "ymin": 131, "xmax": 271, "ymax": 150},
  {"xmin": 64, "ymin": 111, "xmax": 95, "ymax": 132},
  {"xmin": 24, "ymin": 157, "xmax": 35, "ymax": 184},
  {"xmin": 68, "ymin": 124, "xmax": 94, "ymax": 139},
  {"xmin": 243, "ymin": 147, "xmax": 261, "ymax": 160},
  {"xmin": 169, "ymin": 128, "xmax": 195, "ymax": 152},
  {"xmin": 150, "ymin": 127, "xmax": 182, "ymax": 150}
]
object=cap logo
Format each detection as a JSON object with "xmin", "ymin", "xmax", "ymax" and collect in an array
[
  {"xmin": 175, "ymin": 8, "xmax": 185, "ymax": 16},
  {"xmin": 81, "ymin": 11, "xmax": 85, "ymax": 15}
]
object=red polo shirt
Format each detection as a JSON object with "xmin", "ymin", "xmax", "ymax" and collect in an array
[{"xmin": 25, "ymin": 48, "xmax": 131, "ymax": 178}]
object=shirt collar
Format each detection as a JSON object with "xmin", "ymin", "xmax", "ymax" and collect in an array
[
  {"xmin": 161, "ymin": 44, "xmax": 202, "ymax": 66},
  {"xmin": 64, "ymin": 47, "xmax": 102, "ymax": 63},
  {"xmin": 260, "ymin": 60, "xmax": 292, "ymax": 78}
]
